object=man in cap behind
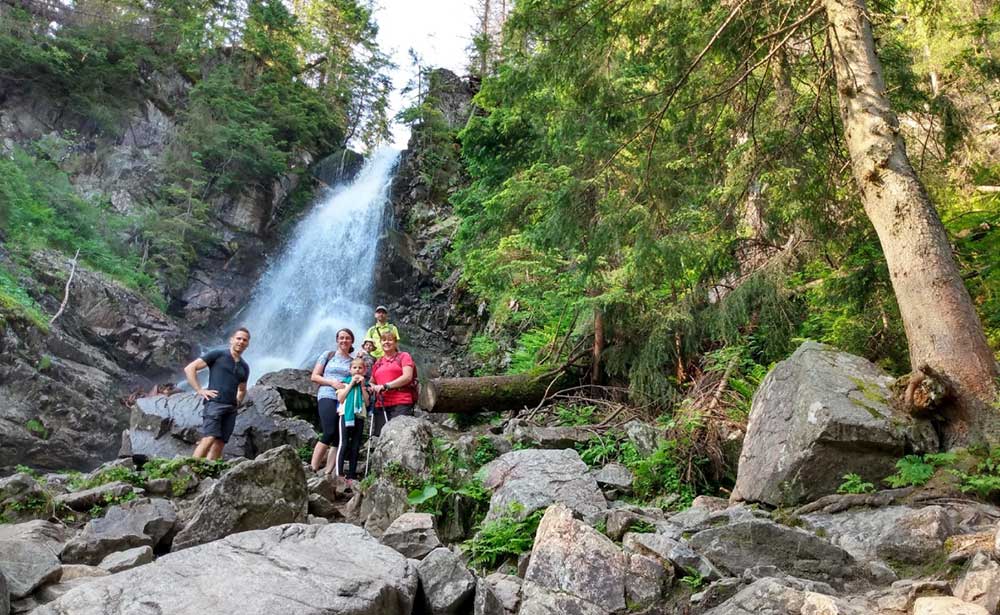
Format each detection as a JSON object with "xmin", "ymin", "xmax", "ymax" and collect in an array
[{"xmin": 364, "ymin": 305, "xmax": 399, "ymax": 359}]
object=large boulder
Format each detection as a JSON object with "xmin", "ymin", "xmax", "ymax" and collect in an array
[
  {"xmin": 688, "ymin": 518, "xmax": 862, "ymax": 588},
  {"xmin": 370, "ymin": 416, "xmax": 434, "ymax": 477},
  {"xmin": 522, "ymin": 504, "xmax": 627, "ymax": 613},
  {"xmin": 171, "ymin": 445, "xmax": 307, "ymax": 550},
  {"xmin": 381, "ymin": 512, "xmax": 441, "ymax": 559},
  {"xmin": 254, "ymin": 369, "xmax": 318, "ymax": 417},
  {"xmin": 474, "ymin": 573, "xmax": 521, "ymax": 615},
  {"xmin": 126, "ymin": 391, "xmax": 316, "ymax": 460},
  {"xmin": 33, "ymin": 523, "xmax": 419, "ymax": 615},
  {"xmin": 0, "ymin": 528, "xmax": 62, "ymax": 599},
  {"xmin": 703, "ymin": 577, "xmax": 868, "ymax": 615},
  {"xmin": 417, "ymin": 547, "xmax": 476, "ymax": 615},
  {"xmin": 479, "ymin": 450, "xmax": 607, "ymax": 524},
  {"xmin": 0, "ymin": 522, "xmax": 68, "ymax": 602},
  {"xmin": 954, "ymin": 553, "xmax": 1000, "ymax": 614},
  {"xmin": 801, "ymin": 504, "xmax": 954, "ymax": 564},
  {"xmin": 61, "ymin": 498, "xmax": 177, "ymax": 565},
  {"xmin": 359, "ymin": 478, "xmax": 411, "ymax": 538},
  {"xmin": 732, "ymin": 341, "xmax": 937, "ymax": 507}
]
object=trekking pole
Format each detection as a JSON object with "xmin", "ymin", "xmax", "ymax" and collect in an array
[{"xmin": 364, "ymin": 389, "xmax": 382, "ymax": 479}]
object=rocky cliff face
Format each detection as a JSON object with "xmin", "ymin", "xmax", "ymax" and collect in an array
[
  {"xmin": 374, "ymin": 69, "xmax": 481, "ymax": 378},
  {"xmin": 0, "ymin": 68, "xmax": 365, "ymax": 471}
]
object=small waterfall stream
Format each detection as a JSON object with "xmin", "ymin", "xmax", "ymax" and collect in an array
[{"xmin": 234, "ymin": 147, "xmax": 400, "ymax": 383}]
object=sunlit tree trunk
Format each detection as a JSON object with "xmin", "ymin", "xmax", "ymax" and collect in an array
[{"xmin": 825, "ymin": 0, "xmax": 998, "ymax": 446}]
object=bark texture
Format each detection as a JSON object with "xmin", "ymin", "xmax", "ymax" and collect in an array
[
  {"xmin": 825, "ymin": 0, "xmax": 998, "ymax": 445},
  {"xmin": 418, "ymin": 374, "xmax": 551, "ymax": 414}
]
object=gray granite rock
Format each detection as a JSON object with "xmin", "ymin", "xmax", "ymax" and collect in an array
[
  {"xmin": 370, "ymin": 416, "xmax": 434, "ymax": 477},
  {"xmin": 382, "ymin": 512, "xmax": 441, "ymax": 559},
  {"xmin": 98, "ymin": 546, "xmax": 154, "ymax": 573},
  {"xmin": 689, "ymin": 518, "xmax": 862, "ymax": 588},
  {"xmin": 474, "ymin": 573, "xmax": 521, "ymax": 615},
  {"xmin": 480, "ymin": 450, "xmax": 606, "ymax": 524},
  {"xmin": 61, "ymin": 498, "xmax": 176, "ymax": 565},
  {"xmin": 593, "ymin": 463, "xmax": 634, "ymax": 492},
  {"xmin": 359, "ymin": 478, "xmax": 410, "ymax": 538},
  {"xmin": 171, "ymin": 445, "xmax": 307, "ymax": 550},
  {"xmin": 54, "ymin": 482, "xmax": 135, "ymax": 512},
  {"xmin": 623, "ymin": 532, "xmax": 721, "ymax": 580},
  {"xmin": 0, "ymin": 569, "xmax": 8, "ymax": 615},
  {"xmin": 417, "ymin": 547, "xmax": 475, "ymax": 615},
  {"xmin": 802, "ymin": 504, "xmax": 954, "ymax": 564},
  {"xmin": 731, "ymin": 342, "xmax": 937, "ymax": 507},
  {"xmin": 503, "ymin": 419, "xmax": 594, "ymax": 450},
  {"xmin": 33, "ymin": 523, "xmax": 418, "ymax": 615},
  {"xmin": 703, "ymin": 576, "xmax": 869, "ymax": 614},
  {"xmin": 0, "ymin": 537, "xmax": 61, "ymax": 599},
  {"xmin": 524, "ymin": 504, "xmax": 626, "ymax": 613}
]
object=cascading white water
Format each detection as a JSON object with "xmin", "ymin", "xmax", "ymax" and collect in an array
[{"xmin": 234, "ymin": 147, "xmax": 400, "ymax": 383}]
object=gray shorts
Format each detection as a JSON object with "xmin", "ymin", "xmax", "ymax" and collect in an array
[{"xmin": 202, "ymin": 401, "xmax": 237, "ymax": 442}]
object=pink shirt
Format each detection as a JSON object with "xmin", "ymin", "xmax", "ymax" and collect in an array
[{"xmin": 372, "ymin": 352, "xmax": 415, "ymax": 407}]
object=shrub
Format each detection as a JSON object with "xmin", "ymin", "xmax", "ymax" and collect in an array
[
  {"xmin": 837, "ymin": 473, "xmax": 876, "ymax": 494},
  {"xmin": 463, "ymin": 504, "xmax": 545, "ymax": 571},
  {"xmin": 884, "ymin": 452, "xmax": 956, "ymax": 488}
]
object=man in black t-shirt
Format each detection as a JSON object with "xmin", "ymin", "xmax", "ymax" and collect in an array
[{"xmin": 184, "ymin": 327, "xmax": 251, "ymax": 460}]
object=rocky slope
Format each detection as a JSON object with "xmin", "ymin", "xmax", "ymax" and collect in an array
[{"xmin": 2, "ymin": 343, "xmax": 999, "ymax": 614}]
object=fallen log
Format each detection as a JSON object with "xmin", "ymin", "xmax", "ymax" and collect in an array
[{"xmin": 419, "ymin": 374, "xmax": 552, "ymax": 414}]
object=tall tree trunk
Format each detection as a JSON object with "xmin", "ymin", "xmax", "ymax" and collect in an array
[
  {"xmin": 824, "ymin": 0, "xmax": 998, "ymax": 446},
  {"xmin": 591, "ymin": 307, "xmax": 604, "ymax": 386}
]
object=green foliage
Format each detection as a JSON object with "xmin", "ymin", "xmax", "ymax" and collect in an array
[
  {"xmin": 680, "ymin": 571, "xmax": 707, "ymax": 591},
  {"xmin": 296, "ymin": 446, "xmax": 312, "ymax": 463},
  {"xmin": 0, "ymin": 267, "xmax": 48, "ymax": 330},
  {"xmin": 70, "ymin": 457, "xmax": 228, "ymax": 495},
  {"xmin": 0, "ymin": 146, "xmax": 162, "ymax": 306},
  {"xmin": 469, "ymin": 334, "xmax": 498, "ymax": 361},
  {"xmin": 576, "ymin": 434, "xmax": 639, "ymax": 468},
  {"xmin": 0, "ymin": 0, "xmax": 392, "ymax": 297},
  {"xmin": 837, "ymin": 473, "xmax": 876, "ymax": 495},
  {"xmin": 472, "ymin": 436, "xmax": 499, "ymax": 466},
  {"xmin": 555, "ymin": 404, "xmax": 597, "ymax": 427},
  {"xmin": 399, "ymin": 439, "xmax": 492, "ymax": 532},
  {"xmin": 463, "ymin": 503, "xmax": 545, "ymax": 571},
  {"xmin": 954, "ymin": 448, "xmax": 1000, "ymax": 499},
  {"xmin": 447, "ymin": 0, "xmax": 1000, "ymax": 407},
  {"xmin": 884, "ymin": 452, "xmax": 957, "ymax": 488},
  {"xmin": 629, "ymin": 519, "xmax": 656, "ymax": 534},
  {"xmin": 24, "ymin": 419, "xmax": 48, "ymax": 440},
  {"xmin": 630, "ymin": 441, "xmax": 695, "ymax": 506}
]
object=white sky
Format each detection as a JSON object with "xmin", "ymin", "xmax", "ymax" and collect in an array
[{"xmin": 373, "ymin": 0, "xmax": 476, "ymax": 147}]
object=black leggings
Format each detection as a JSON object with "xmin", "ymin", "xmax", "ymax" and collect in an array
[
  {"xmin": 335, "ymin": 416, "xmax": 365, "ymax": 479},
  {"xmin": 318, "ymin": 398, "xmax": 340, "ymax": 446}
]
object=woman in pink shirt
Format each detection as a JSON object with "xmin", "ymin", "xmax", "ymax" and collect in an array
[{"xmin": 369, "ymin": 330, "xmax": 415, "ymax": 437}]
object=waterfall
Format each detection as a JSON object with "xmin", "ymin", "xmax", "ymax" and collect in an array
[{"xmin": 235, "ymin": 147, "xmax": 400, "ymax": 383}]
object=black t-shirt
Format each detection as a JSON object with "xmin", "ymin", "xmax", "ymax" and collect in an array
[{"xmin": 200, "ymin": 349, "xmax": 250, "ymax": 406}]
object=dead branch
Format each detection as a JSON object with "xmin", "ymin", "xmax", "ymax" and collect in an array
[{"xmin": 49, "ymin": 248, "xmax": 80, "ymax": 326}]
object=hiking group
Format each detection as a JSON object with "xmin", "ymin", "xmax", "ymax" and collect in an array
[{"xmin": 182, "ymin": 305, "xmax": 416, "ymax": 482}]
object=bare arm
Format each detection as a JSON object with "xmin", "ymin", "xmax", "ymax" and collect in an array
[
  {"xmin": 236, "ymin": 381, "xmax": 247, "ymax": 407},
  {"xmin": 184, "ymin": 358, "xmax": 216, "ymax": 400},
  {"xmin": 310, "ymin": 358, "xmax": 346, "ymax": 389},
  {"xmin": 336, "ymin": 382, "xmax": 351, "ymax": 403}
]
